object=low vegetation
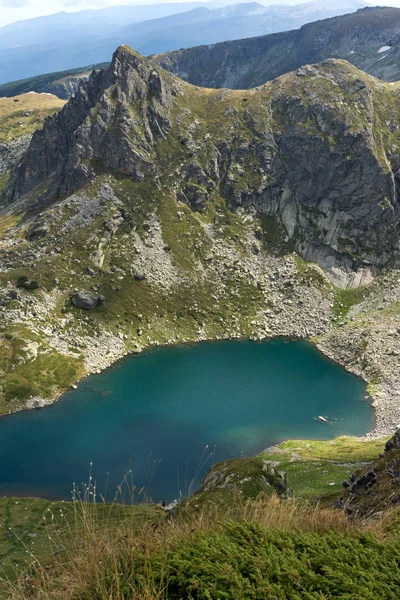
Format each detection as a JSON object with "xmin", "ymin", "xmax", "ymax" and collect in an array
[
  {"xmin": 3, "ymin": 491, "xmax": 400, "ymax": 600},
  {"xmin": 0, "ymin": 94, "xmax": 65, "ymax": 143},
  {"xmin": 0, "ymin": 326, "xmax": 85, "ymax": 413},
  {"xmin": 261, "ymin": 437, "xmax": 386, "ymax": 503},
  {"xmin": 332, "ymin": 285, "xmax": 371, "ymax": 323}
]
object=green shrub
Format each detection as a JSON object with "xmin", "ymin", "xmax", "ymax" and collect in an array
[{"xmin": 132, "ymin": 522, "xmax": 400, "ymax": 600}]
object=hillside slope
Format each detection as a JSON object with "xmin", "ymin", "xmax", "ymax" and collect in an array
[
  {"xmin": 339, "ymin": 428, "xmax": 400, "ymax": 518},
  {"xmin": 1, "ymin": 46, "xmax": 400, "ymax": 438},
  {"xmin": 155, "ymin": 6, "xmax": 400, "ymax": 88}
]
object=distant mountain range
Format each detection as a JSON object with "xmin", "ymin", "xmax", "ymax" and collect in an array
[
  {"xmin": 0, "ymin": 0, "xmax": 366, "ymax": 85},
  {"xmin": 4, "ymin": 4, "xmax": 400, "ymax": 100},
  {"xmin": 155, "ymin": 6, "xmax": 400, "ymax": 88}
]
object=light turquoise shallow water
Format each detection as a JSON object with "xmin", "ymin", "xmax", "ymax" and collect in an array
[{"xmin": 0, "ymin": 339, "xmax": 373, "ymax": 502}]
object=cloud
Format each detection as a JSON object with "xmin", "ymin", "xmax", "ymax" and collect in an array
[
  {"xmin": 0, "ymin": 0, "xmax": 29, "ymax": 6},
  {"xmin": 61, "ymin": 0, "xmax": 87, "ymax": 5}
]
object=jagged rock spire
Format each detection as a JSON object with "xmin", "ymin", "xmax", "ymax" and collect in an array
[{"xmin": 15, "ymin": 46, "xmax": 179, "ymax": 201}]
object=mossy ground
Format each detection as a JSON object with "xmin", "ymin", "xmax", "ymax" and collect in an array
[
  {"xmin": 0, "ymin": 326, "xmax": 85, "ymax": 413},
  {"xmin": 332, "ymin": 285, "xmax": 371, "ymax": 323},
  {"xmin": 261, "ymin": 436, "xmax": 386, "ymax": 503}
]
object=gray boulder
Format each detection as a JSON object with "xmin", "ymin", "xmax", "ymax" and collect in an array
[
  {"xmin": 134, "ymin": 272, "xmax": 146, "ymax": 281},
  {"xmin": 28, "ymin": 221, "xmax": 50, "ymax": 241},
  {"xmin": 71, "ymin": 291, "xmax": 105, "ymax": 310}
]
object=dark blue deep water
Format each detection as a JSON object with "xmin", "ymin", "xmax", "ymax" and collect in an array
[{"xmin": 0, "ymin": 340, "xmax": 373, "ymax": 502}]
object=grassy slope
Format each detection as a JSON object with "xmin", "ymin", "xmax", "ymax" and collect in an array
[
  {"xmin": 0, "ymin": 94, "xmax": 65, "ymax": 143},
  {"xmin": 261, "ymin": 436, "xmax": 387, "ymax": 502},
  {"xmin": 0, "ymin": 497, "xmax": 161, "ymax": 594},
  {"xmin": 0, "ymin": 437, "xmax": 388, "ymax": 593}
]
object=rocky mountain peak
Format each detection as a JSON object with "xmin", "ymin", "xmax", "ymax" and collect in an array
[
  {"xmin": 14, "ymin": 46, "xmax": 180, "ymax": 203},
  {"xmin": 6, "ymin": 50, "xmax": 400, "ymax": 281},
  {"xmin": 105, "ymin": 45, "xmax": 177, "ymax": 107}
]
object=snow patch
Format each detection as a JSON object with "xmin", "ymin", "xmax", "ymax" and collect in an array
[
  {"xmin": 27, "ymin": 91, "xmax": 57, "ymax": 97},
  {"xmin": 378, "ymin": 46, "xmax": 391, "ymax": 53}
]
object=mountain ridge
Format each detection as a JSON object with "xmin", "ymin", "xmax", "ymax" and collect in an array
[
  {"xmin": 155, "ymin": 6, "xmax": 400, "ymax": 88},
  {"xmin": 11, "ymin": 47, "xmax": 400, "ymax": 277},
  {"xmin": 0, "ymin": 0, "xmax": 366, "ymax": 85}
]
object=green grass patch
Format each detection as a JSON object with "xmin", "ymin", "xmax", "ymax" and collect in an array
[
  {"xmin": 258, "ymin": 213, "xmax": 295, "ymax": 256},
  {"xmin": 275, "ymin": 437, "xmax": 386, "ymax": 462},
  {"xmin": 0, "ymin": 496, "xmax": 161, "ymax": 591},
  {"xmin": 158, "ymin": 193, "xmax": 211, "ymax": 272},
  {"xmin": 276, "ymin": 460, "xmax": 360, "ymax": 501},
  {"xmin": 0, "ymin": 327, "xmax": 85, "ymax": 412},
  {"xmin": 260, "ymin": 437, "xmax": 386, "ymax": 502},
  {"xmin": 295, "ymin": 255, "xmax": 331, "ymax": 296},
  {"xmin": 332, "ymin": 285, "xmax": 371, "ymax": 323},
  {"xmin": 0, "ymin": 94, "xmax": 65, "ymax": 143}
]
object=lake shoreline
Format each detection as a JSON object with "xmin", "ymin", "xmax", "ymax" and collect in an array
[
  {"xmin": 6, "ymin": 331, "xmax": 384, "ymax": 438},
  {"xmin": 0, "ymin": 339, "xmax": 373, "ymax": 501}
]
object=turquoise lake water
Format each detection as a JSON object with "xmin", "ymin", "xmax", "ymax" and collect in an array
[{"xmin": 0, "ymin": 339, "xmax": 373, "ymax": 502}]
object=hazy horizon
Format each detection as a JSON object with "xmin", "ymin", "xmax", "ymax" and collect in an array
[
  {"xmin": 2, "ymin": 0, "xmax": 394, "ymax": 28},
  {"xmin": 0, "ymin": 0, "xmax": 199, "ymax": 27}
]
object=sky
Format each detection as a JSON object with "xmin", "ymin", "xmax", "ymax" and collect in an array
[
  {"xmin": 2, "ymin": 0, "xmax": 400, "ymax": 28},
  {"xmin": 0, "ymin": 0, "xmax": 198, "ymax": 27}
]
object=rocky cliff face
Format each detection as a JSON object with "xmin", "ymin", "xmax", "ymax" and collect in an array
[
  {"xmin": 11, "ymin": 49, "xmax": 400, "ymax": 278},
  {"xmin": 155, "ymin": 7, "xmax": 400, "ymax": 89},
  {"xmin": 15, "ymin": 47, "xmax": 178, "ymax": 202},
  {"xmin": 339, "ymin": 429, "xmax": 400, "ymax": 518},
  {"xmin": 47, "ymin": 73, "xmax": 91, "ymax": 101}
]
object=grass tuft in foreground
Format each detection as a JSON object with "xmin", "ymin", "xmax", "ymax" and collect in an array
[{"xmin": 4, "ymin": 491, "xmax": 400, "ymax": 600}]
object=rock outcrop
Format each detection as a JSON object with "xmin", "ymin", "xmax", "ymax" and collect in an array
[
  {"xmin": 15, "ymin": 46, "xmax": 179, "ymax": 202},
  {"xmin": 198, "ymin": 457, "xmax": 293, "ymax": 499},
  {"xmin": 339, "ymin": 428, "xmax": 400, "ymax": 518},
  {"xmin": 0, "ymin": 135, "xmax": 32, "ymax": 180}
]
